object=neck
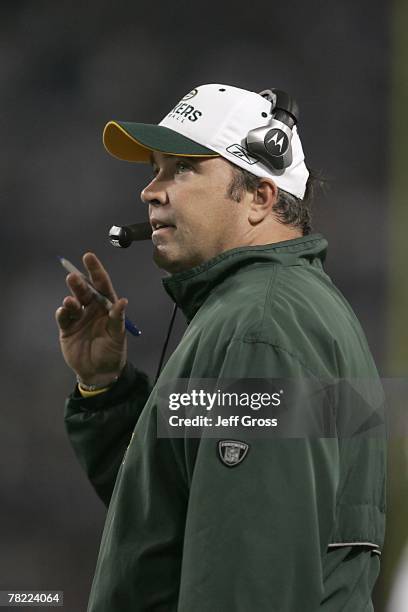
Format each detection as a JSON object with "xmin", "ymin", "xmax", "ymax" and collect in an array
[{"xmin": 242, "ymin": 222, "xmax": 303, "ymax": 247}]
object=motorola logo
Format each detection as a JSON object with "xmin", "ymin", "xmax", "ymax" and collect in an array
[{"xmin": 264, "ymin": 129, "xmax": 289, "ymax": 157}]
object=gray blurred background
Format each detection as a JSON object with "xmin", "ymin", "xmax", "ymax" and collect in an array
[{"xmin": 1, "ymin": 1, "xmax": 397, "ymax": 610}]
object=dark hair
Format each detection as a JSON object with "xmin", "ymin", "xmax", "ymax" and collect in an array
[{"xmin": 226, "ymin": 164, "xmax": 323, "ymax": 236}]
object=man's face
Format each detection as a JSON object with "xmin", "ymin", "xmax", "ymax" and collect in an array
[{"xmin": 141, "ymin": 152, "xmax": 248, "ymax": 273}]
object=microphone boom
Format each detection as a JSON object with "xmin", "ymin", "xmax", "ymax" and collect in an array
[{"xmin": 109, "ymin": 222, "xmax": 152, "ymax": 248}]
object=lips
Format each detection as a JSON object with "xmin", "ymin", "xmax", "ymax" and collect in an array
[{"xmin": 150, "ymin": 218, "xmax": 176, "ymax": 231}]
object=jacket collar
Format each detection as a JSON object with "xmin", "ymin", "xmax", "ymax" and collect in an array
[{"xmin": 162, "ymin": 234, "xmax": 328, "ymax": 322}]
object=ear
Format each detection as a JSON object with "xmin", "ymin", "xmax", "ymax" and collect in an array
[{"xmin": 247, "ymin": 178, "xmax": 279, "ymax": 225}]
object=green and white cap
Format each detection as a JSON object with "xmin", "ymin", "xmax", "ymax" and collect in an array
[{"xmin": 103, "ymin": 83, "xmax": 309, "ymax": 199}]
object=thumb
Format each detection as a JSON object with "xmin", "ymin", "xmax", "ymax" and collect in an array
[{"xmin": 107, "ymin": 297, "xmax": 128, "ymax": 337}]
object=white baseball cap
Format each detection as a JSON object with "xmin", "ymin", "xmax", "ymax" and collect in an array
[{"xmin": 103, "ymin": 83, "xmax": 309, "ymax": 199}]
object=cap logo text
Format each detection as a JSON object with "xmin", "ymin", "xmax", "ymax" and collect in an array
[{"xmin": 167, "ymin": 102, "xmax": 202, "ymax": 123}]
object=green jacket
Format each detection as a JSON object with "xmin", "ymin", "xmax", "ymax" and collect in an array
[{"xmin": 65, "ymin": 234, "xmax": 386, "ymax": 611}]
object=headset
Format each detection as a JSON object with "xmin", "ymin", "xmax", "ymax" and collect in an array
[
  {"xmin": 246, "ymin": 88, "xmax": 300, "ymax": 172},
  {"xmin": 108, "ymin": 88, "xmax": 299, "ymax": 248}
]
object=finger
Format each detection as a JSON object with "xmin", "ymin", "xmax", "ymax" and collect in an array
[
  {"xmin": 62, "ymin": 295, "xmax": 82, "ymax": 311},
  {"xmin": 106, "ymin": 297, "xmax": 128, "ymax": 338},
  {"xmin": 82, "ymin": 252, "xmax": 118, "ymax": 302},
  {"xmin": 56, "ymin": 299, "xmax": 83, "ymax": 330},
  {"xmin": 65, "ymin": 272, "xmax": 97, "ymax": 307}
]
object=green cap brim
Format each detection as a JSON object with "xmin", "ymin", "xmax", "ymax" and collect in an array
[{"xmin": 103, "ymin": 121, "xmax": 218, "ymax": 162}]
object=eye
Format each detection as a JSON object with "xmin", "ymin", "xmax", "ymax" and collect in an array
[{"xmin": 175, "ymin": 160, "xmax": 192, "ymax": 174}]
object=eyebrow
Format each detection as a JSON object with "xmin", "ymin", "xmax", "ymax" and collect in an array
[{"xmin": 149, "ymin": 153, "xmax": 199, "ymax": 166}]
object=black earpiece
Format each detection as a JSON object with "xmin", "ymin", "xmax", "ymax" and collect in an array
[{"xmin": 246, "ymin": 89, "xmax": 299, "ymax": 172}]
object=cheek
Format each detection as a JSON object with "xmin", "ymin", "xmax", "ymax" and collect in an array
[
  {"xmin": 170, "ymin": 182, "xmax": 233, "ymax": 240},
  {"xmin": 174, "ymin": 200, "xmax": 206, "ymax": 235}
]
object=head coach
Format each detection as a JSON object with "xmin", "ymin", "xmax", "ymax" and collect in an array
[{"xmin": 56, "ymin": 84, "xmax": 386, "ymax": 611}]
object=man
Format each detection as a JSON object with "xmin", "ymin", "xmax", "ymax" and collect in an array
[{"xmin": 56, "ymin": 84, "xmax": 386, "ymax": 611}]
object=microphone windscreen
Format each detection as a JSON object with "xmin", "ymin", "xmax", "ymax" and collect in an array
[
  {"xmin": 109, "ymin": 222, "xmax": 152, "ymax": 248},
  {"xmin": 128, "ymin": 222, "xmax": 152, "ymax": 241}
]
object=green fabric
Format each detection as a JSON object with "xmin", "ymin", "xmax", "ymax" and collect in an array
[
  {"xmin": 65, "ymin": 234, "xmax": 386, "ymax": 611},
  {"xmin": 119, "ymin": 122, "xmax": 216, "ymax": 156},
  {"xmin": 65, "ymin": 363, "xmax": 150, "ymax": 506}
]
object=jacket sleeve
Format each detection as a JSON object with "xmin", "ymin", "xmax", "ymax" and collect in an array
[
  {"xmin": 64, "ymin": 362, "xmax": 151, "ymax": 507},
  {"xmin": 177, "ymin": 339, "xmax": 341, "ymax": 612}
]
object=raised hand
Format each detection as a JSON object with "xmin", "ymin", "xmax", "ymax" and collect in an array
[{"xmin": 55, "ymin": 252, "xmax": 128, "ymax": 386}]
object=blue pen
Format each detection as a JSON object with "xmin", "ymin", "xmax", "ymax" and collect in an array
[{"xmin": 58, "ymin": 256, "xmax": 141, "ymax": 337}]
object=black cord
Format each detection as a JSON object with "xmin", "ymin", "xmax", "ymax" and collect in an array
[{"xmin": 154, "ymin": 303, "xmax": 178, "ymax": 384}]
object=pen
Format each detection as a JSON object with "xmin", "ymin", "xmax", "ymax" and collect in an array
[{"xmin": 58, "ymin": 256, "xmax": 141, "ymax": 337}]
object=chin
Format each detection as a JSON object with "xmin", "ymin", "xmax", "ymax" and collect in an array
[
  {"xmin": 153, "ymin": 247, "xmax": 184, "ymax": 274},
  {"xmin": 153, "ymin": 246, "xmax": 199, "ymax": 274}
]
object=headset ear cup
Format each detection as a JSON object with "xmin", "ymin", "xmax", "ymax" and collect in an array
[
  {"xmin": 246, "ymin": 119, "xmax": 293, "ymax": 171},
  {"xmin": 263, "ymin": 122, "xmax": 293, "ymax": 170},
  {"xmin": 246, "ymin": 89, "xmax": 298, "ymax": 172}
]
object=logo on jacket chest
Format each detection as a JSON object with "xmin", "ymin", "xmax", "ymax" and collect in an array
[{"xmin": 218, "ymin": 440, "xmax": 249, "ymax": 467}]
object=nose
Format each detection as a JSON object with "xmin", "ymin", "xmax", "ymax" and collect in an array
[{"xmin": 140, "ymin": 177, "xmax": 168, "ymax": 207}]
